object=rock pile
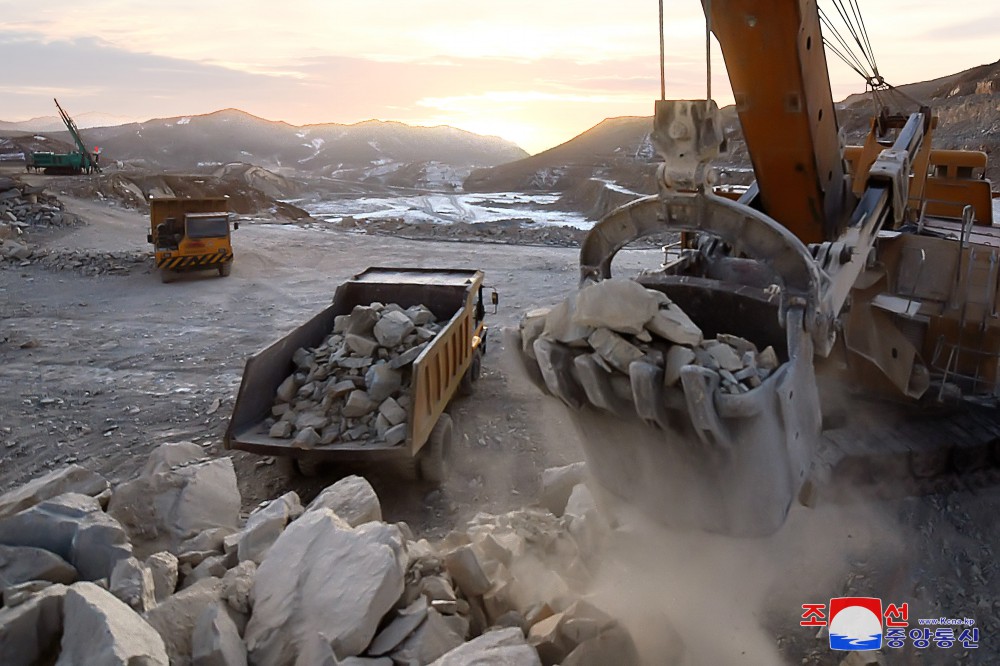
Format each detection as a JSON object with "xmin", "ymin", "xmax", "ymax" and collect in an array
[
  {"xmin": 0, "ymin": 176, "xmax": 82, "ymax": 236},
  {"xmin": 266, "ymin": 303, "xmax": 443, "ymax": 448},
  {"xmin": 519, "ymin": 278, "xmax": 780, "ymax": 413},
  {"xmin": 0, "ymin": 245, "xmax": 150, "ymax": 276},
  {"xmin": 0, "ymin": 175, "xmax": 149, "ymax": 276},
  {"xmin": 0, "ymin": 444, "xmax": 637, "ymax": 665}
]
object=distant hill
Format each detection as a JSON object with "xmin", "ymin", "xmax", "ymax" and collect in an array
[
  {"xmin": 0, "ymin": 112, "xmax": 132, "ymax": 132},
  {"xmin": 27, "ymin": 109, "xmax": 527, "ymax": 177},
  {"xmin": 465, "ymin": 60, "xmax": 1000, "ymax": 218}
]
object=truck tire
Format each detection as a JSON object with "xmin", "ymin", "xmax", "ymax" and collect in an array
[
  {"xmin": 160, "ymin": 269, "xmax": 176, "ymax": 284},
  {"xmin": 218, "ymin": 262, "xmax": 232, "ymax": 277},
  {"xmin": 418, "ymin": 414, "xmax": 452, "ymax": 484},
  {"xmin": 277, "ymin": 455, "xmax": 321, "ymax": 478},
  {"xmin": 457, "ymin": 349, "xmax": 482, "ymax": 397}
]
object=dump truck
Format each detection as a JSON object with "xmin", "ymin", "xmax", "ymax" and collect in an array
[
  {"xmin": 148, "ymin": 197, "xmax": 237, "ymax": 283},
  {"xmin": 26, "ymin": 99, "xmax": 101, "ymax": 175},
  {"xmin": 225, "ymin": 267, "xmax": 495, "ymax": 481},
  {"xmin": 512, "ymin": 0, "xmax": 1000, "ymax": 536}
]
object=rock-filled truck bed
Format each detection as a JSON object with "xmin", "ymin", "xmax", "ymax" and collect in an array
[{"xmin": 225, "ymin": 267, "xmax": 486, "ymax": 464}]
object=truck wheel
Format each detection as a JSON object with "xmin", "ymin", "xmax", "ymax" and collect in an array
[
  {"xmin": 418, "ymin": 414, "xmax": 452, "ymax": 484},
  {"xmin": 457, "ymin": 349, "xmax": 482, "ymax": 397},
  {"xmin": 160, "ymin": 270, "xmax": 176, "ymax": 284},
  {"xmin": 277, "ymin": 455, "xmax": 321, "ymax": 477},
  {"xmin": 218, "ymin": 262, "xmax": 232, "ymax": 277}
]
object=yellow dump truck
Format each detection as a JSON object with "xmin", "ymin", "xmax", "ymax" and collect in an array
[
  {"xmin": 147, "ymin": 197, "xmax": 238, "ymax": 283},
  {"xmin": 225, "ymin": 267, "xmax": 496, "ymax": 482}
]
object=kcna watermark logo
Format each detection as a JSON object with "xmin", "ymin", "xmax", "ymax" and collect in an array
[{"xmin": 801, "ymin": 597, "xmax": 979, "ymax": 651}]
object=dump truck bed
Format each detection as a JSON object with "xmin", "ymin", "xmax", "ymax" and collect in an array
[{"xmin": 225, "ymin": 267, "xmax": 483, "ymax": 462}]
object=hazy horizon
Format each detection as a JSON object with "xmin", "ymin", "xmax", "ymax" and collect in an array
[{"xmin": 3, "ymin": 0, "xmax": 997, "ymax": 154}]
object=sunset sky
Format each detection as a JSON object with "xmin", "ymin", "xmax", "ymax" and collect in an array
[{"xmin": 2, "ymin": 1, "xmax": 997, "ymax": 153}]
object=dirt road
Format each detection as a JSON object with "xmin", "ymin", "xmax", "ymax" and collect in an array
[{"xmin": 0, "ymin": 197, "xmax": 662, "ymax": 531}]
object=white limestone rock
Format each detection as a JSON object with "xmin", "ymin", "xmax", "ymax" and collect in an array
[
  {"xmin": 573, "ymin": 278, "xmax": 660, "ymax": 336},
  {"xmin": 390, "ymin": 608, "xmax": 464, "ymax": 666},
  {"xmin": 222, "ymin": 560, "xmax": 256, "ymax": 615},
  {"xmin": 245, "ymin": 510, "xmax": 407, "ymax": 664},
  {"xmin": 57, "ymin": 581, "xmax": 168, "ymax": 666},
  {"xmin": 0, "ymin": 492, "xmax": 131, "ymax": 582},
  {"xmin": 146, "ymin": 551, "xmax": 179, "ymax": 602},
  {"xmin": 304, "ymin": 475, "xmax": 382, "ymax": 527},
  {"xmin": 192, "ymin": 602, "xmax": 247, "ymax": 666},
  {"xmin": 0, "ymin": 544, "xmax": 77, "ymax": 587},
  {"xmin": 108, "ymin": 445, "xmax": 241, "ymax": 553},
  {"xmin": 374, "ymin": 310, "xmax": 416, "ymax": 348},
  {"xmin": 428, "ymin": 627, "xmax": 542, "ymax": 666},
  {"xmin": 0, "ymin": 583, "xmax": 67, "ymax": 666},
  {"xmin": 538, "ymin": 462, "xmax": 587, "ymax": 517},
  {"xmin": 110, "ymin": 556, "xmax": 156, "ymax": 612},
  {"xmin": 645, "ymin": 305, "xmax": 703, "ymax": 346},
  {"xmin": 238, "ymin": 492, "xmax": 303, "ymax": 564},
  {"xmin": 144, "ymin": 577, "xmax": 224, "ymax": 666},
  {"xmin": 0, "ymin": 465, "xmax": 109, "ymax": 520}
]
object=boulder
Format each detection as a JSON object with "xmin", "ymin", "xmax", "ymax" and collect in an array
[
  {"xmin": 573, "ymin": 279, "xmax": 660, "ymax": 335},
  {"xmin": 346, "ymin": 306, "xmax": 379, "ymax": 337},
  {"xmin": 245, "ymin": 511, "xmax": 406, "ymax": 664},
  {"xmin": 443, "ymin": 545, "xmax": 492, "ymax": 597},
  {"xmin": 238, "ymin": 492, "xmax": 303, "ymax": 564},
  {"xmin": 192, "ymin": 603, "xmax": 248, "ymax": 666},
  {"xmin": 388, "ymin": 343, "xmax": 428, "ymax": 369},
  {"xmin": 587, "ymin": 329, "xmax": 644, "ymax": 374},
  {"xmin": 378, "ymin": 397, "xmax": 407, "ymax": 427},
  {"xmin": 542, "ymin": 300, "xmax": 592, "ymax": 346},
  {"xmin": 663, "ymin": 346, "xmax": 696, "ymax": 387},
  {"xmin": 390, "ymin": 608, "xmax": 464, "ymax": 665},
  {"xmin": 146, "ymin": 551, "xmax": 179, "ymax": 601},
  {"xmin": 0, "ymin": 465, "xmax": 109, "ymax": 520},
  {"xmin": 343, "ymin": 390, "xmax": 378, "ymax": 418},
  {"xmin": 374, "ymin": 311, "xmax": 416, "ymax": 348},
  {"xmin": 538, "ymin": 463, "xmax": 587, "ymax": 517},
  {"xmin": 0, "ymin": 583, "xmax": 67, "ymax": 666},
  {"xmin": 0, "ymin": 492, "xmax": 131, "ymax": 581},
  {"xmin": 222, "ymin": 560, "xmax": 256, "ymax": 615},
  {"xmin": 368, "ymin": 597, "xmax": 429, "ymax": 656},
  {"xmin": 346, "ymin": 334, "xmax": 379, "ymax": 357},
  {"xmin": 0, "ymin": 544, "xmax": 77, "ymax": 587},
  {"xmin": 57, "ymin": 582, "xmax": 168, "ymax": 666},
  {"xmin": 366, "ymin": 364, "xmax": 402, "ymax": 403},
  {"xmin": 645, "ymin": 305, "xmax": 702, "ymax": 346},
  {"xmin": 110, "ymin": 556, "xmax": 156, "ymax": 612},
  {"xmin": 144, "ymin": 577, "xmax": 224, "ymax": 666},
  {"xmin": 429, "ymin": 627, "xmax": 542, "ymax": 666},
  {"xmin": 304, "ymin": 476, "xmax": 381, "ymax": 527},
  {"xmin": 108, "ymin": 448, "xmax": 241, "ymax": 553}
]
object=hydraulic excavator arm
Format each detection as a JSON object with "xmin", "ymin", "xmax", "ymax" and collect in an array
[{"xmin": 513, "ymin": 0, "xmax": 945, "ymax": 535}]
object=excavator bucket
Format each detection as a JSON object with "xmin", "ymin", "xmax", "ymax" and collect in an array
[{"xmin": 511, "ymin": 100, "xmax": 828, "ymax": 536}]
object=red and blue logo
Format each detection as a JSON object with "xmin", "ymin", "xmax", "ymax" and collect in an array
[{"xmin": 828, "ymin": 597, "xmax": 883, "ymax": 650}]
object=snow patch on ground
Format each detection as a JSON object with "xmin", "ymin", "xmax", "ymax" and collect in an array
[
  {"xmin": 177, "ymin": 117, "xmax": 191, "ymax": 125},
  {"xmin": 306, "ymin": 191, "xmax": 591, "ymax": 229},
  {"xmin": 593, "ymin": 178, "xmax": 642, "ymax": 196}
]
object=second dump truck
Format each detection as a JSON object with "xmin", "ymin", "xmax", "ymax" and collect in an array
[
  {"xmin": 225, "ymin": 267, "xmax": 495, "ymax": 481},
  {"xmin": 148, "ymin": 197, "xmax": 238, "ymax": 283}
]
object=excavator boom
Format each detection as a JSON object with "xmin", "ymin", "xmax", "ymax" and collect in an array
[{"xmin": 513, "ymin": 0, "xmax": 1000, "ymax": 536}]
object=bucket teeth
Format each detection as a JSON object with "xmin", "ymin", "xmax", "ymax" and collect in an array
[
  {"xmin": 532, "ymin": 338, "xmax": 587, "ymax": 410},
  {"xmin": 573, "ymin": 354, "xmax": 633, "ymax": 416},
  {"xmin": 629, "ymin": 361, "xmax": 672, "ymax": 430}
]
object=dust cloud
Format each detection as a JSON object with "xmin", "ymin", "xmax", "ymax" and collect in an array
[{"xmin": 586, "ymin": 494, "xmax": 904, "ymax": 664}]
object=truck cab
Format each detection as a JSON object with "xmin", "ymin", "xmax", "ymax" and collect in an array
[{"xmin": 148, "ymin": 197, "xmax": 238, "ymax": 283}]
